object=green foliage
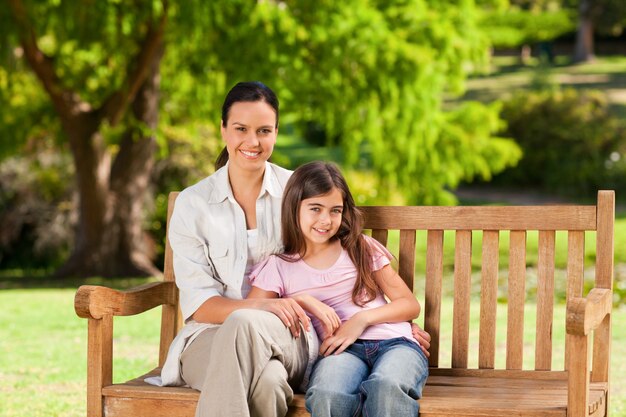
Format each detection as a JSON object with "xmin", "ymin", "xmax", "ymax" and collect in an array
[
  {"xmin": 0, "ymin": 67, "xmax": 59, "ymax": 158},
  {"xmin": 496, "ymin": 88, "xmax": 626, "ymax": 196},
  {"xmin": 22, "ymin": 0, "xmax": 517, "ymax": 206},
  {"xmin": 562, "ymin": 0, "xmax": 626, "ymax": 37},
  {"xmin": 1, "ymin": 0, "xmax": 163, "ymax": 107},
  {"xmin": 590, "ymin": 0, "xmax": 626, "ymax": 36},
  {"xmin": 480, "ymin": 7, "xmax": 575, "ymax": 48},
  {"xmin": 1, "ymin": 0, "xmax": 522, "ymax": 207},
  {"xmin": 0, "ymin": 0, "xmax": 529, "ymax": 276},
  {"xmin": 162, "ymin": 0, "xmax": 521, "ymax": 204}
]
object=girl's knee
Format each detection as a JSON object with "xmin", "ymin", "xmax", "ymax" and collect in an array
[
  {"xmin": 306, "ymin": 387, "xmax": 360, "ymax": 416},
  {"xmin": 363, "ymin": 376, "xmax": 403, "ymax": 396}
]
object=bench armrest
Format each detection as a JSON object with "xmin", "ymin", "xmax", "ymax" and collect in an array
[
  {"xmin": 75, "ymin": 281, "xmax": 178, "ymax": 319},
  {"xmin": 566, "ymin": 288, "xmax": 612, "ymax": 336}
]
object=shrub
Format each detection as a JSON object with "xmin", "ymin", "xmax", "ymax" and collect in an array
[
  {"xmin": 495, "ymin": 88, "xmax": 626, "ymax": 197},
  {"xmin": 0, "ymin": 147, "xmax": 75, "ymax": 271}
]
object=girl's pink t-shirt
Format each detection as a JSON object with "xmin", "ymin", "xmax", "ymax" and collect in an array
[{"xmin": 250, "ymin": 235, "xmax": 417, "ymax": 343}]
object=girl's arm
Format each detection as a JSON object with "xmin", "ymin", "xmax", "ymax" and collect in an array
[
  {"xmin": 319, "ymin": 264, "xmax": 420, "ymax": 356},
  {"xmin": 291, "ymin": 294, "xmax": 341, "ymax": 340},
  {"xmin": 248, "ymin": 287, "xmax": 339, "ymax": 340}
]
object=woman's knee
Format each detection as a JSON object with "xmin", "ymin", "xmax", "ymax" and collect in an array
[
  {"xmin": 253, "ymin": 360, "xmax": 291, "ymax": 400},
  {"xmin": 259, "ymin": 360, "xmax": 290, "ymax": 390},
  {"xmin": 223, "ymin": 308, "xmax": 259, "ymax": 327},
  {"xmin": 223, "ymin": 309, "xmax": 283, "ymax": 331}
]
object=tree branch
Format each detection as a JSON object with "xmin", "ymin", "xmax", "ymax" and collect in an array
[
  {"xmin": 6, "ymin": 0, "xmax": 76, "ymax": 116},
  {"xmin": 100, "ymin": 1, "xmax": 168, "ymax": 126}
]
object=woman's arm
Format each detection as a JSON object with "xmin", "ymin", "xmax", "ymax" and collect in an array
[{"xmin": 319, "ymin": 264, "xmax": 420, "ymax": 356}]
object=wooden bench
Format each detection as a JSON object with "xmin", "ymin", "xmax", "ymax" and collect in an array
[{"xmin": 75, "ymin": 190, "xmax": 615, "ymax": 417}]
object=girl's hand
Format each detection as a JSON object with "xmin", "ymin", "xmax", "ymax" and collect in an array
[
  {"xmin": 254, "ymin": 297, "xmax": 311, "ymax": 338},
  {"xmin": 411, "ymin": 323, "xmax": 431, "ymax": 357},
  {"xmin": 319, "ymin": 312, "xmax": 369, "ymax": 356},
  {"xmin": 293, "ymin": 295, "xmax": 341, "ymax": 339}
]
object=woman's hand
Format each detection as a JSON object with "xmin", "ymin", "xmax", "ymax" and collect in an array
[
  {"xmin": 319, "ymin": 312, "xmax": 369, "ymax": 357},
  {"xmin": 247, "ymin": 287, "xmax": 311, "ymax": 338},
  {"xmin": 256, "ymin": 297, "xmax": 311, "ymax": 337},
  {"xmin": 293, "ymin": 294, "xmax": 341, "ymax": 340},
  {"xmin": 411, "ymin": 323, "xmax": 431, "ymax": 357}
]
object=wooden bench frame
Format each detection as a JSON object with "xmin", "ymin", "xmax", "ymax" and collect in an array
[{"xmin": 75, "ymin": 190, "xmax": 615, "ymax": 417}]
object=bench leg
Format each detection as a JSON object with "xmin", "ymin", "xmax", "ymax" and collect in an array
[
  {"xmin": 87, "ymin": 315, "xmax": 113, "ymax": 417},
  {"xmin": 568, "ymin": 334, "xmax": 590, "ymax": 417}
]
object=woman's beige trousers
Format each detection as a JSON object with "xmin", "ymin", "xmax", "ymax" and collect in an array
[{"xmin": 181, "ymin": 309, "xmax": 310, "ymax": 417}]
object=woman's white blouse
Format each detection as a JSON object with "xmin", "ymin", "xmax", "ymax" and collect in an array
[{"xmin": 147, "ymin": 161, "xmax": 292, "ymax": 387}]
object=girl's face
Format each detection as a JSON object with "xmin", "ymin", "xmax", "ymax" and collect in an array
[
  {"xmin": 298, "ymin": 187, "xmax": 344, "ymax": 250},
  {"xmin": 221, "ymin": 101, "xmax": 277, "ymax": 174}
]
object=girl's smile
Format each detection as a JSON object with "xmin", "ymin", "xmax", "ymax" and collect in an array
[{"xmin": 299, "ymin": 187, "xmax": 344, "ymax": 250}]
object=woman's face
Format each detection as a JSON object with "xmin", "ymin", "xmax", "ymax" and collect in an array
[{"xmin": 221, "ymin": 100, "xmax": 277, "ymax": 174}]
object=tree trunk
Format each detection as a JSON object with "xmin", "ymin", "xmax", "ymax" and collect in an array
[
  {"xmin": 54, "ymin": 50, "xmax": 164, "ymax": 278},
  {"xmin": 574, "ymin": 0, "xmax": 595, "ymax": 63},
  {"xmin": 108, "ymin": 45, "xmax": 164, "ymax": 278},
  {"xmin": 7, "ymin": 0, "xmax": 168, "ymax": 278}
]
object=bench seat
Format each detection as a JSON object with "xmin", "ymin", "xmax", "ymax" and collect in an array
[{"xmin": 100, "ymin": 368, "xmax": 607, "ymax": 417}]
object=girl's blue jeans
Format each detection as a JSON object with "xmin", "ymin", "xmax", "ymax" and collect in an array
[{"xmin": 305, "ymin": 337, "xmax": 429, "ymax": 417}]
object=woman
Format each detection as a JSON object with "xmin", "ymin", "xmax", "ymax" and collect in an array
[{"xmin": 153, "ymin": 81, "xmax": 430, "ymax": 417}]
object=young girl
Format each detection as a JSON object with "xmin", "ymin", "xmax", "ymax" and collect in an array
[{"xmin": 248, "ymin": 161, "xmax": 429, "ymax": 417}]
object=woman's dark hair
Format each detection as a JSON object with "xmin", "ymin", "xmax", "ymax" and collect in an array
[
  {"xmin": 281, "ymin": 161, "xmax": 380, "ymax": 306},
  {"xmin": 215, "ymin": 81, "xmax": 279, "ymax": 170}
]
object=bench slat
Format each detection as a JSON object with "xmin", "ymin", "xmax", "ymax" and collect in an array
[
  {"xmin": 535, "ymin": 230, "xmax": 556, "ymax": 370},
  {"xmin": 360, "ymin": 206, "xmax": 597, "ymax": 231},
  {"xmin": 399, "ymin": 229, "xmax": 417, "ymax": 291},
  {"xmin": 160, "ymin": 192, "xmax": 181, "ymax": 366},
  {"xmin": 592, "ymin": 191, "xmax": 615, "ymax": 384},
  {"xmin": 452, "ymin": 230, "xmax": 472, "ymax": 368},
  {"xmin": 479, "ymin": 230, "xmax": 499, "ymax": 369},
  {"xmin": 421, "ymin": 383, "xmax": 605, "ymax": 417},
  {"xmin": 506, "ymin": 230, "xmax": 526, "ymax": 370},
  {"xmin": 565, "ymin": 231, "xmax": 585, "ymax": 370},
  {"xmin": 371, "ymin": 229, "xmax": 388, "ymax": 247},
  {"xmin": 425, "ymin": 230, "xmax": 444, "ymax": 368}
]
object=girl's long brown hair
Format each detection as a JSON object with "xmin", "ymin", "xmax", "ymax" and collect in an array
[{"xmin": 281, "ymin": 161, "xmax": 380, "ymax": 306}]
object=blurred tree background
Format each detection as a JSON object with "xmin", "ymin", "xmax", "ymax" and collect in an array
[{"xmin": 1, "ymin": 0, "xmax": 625, "ymax": 278}]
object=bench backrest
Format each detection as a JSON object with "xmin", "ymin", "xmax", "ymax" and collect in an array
[{"xmin": 161, "ymin": 191, "xmax": 614, "ymax": 378}]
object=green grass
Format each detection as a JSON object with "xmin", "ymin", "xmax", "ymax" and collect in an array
[
  {"xmin": 1, "ymin": 286, "xmax": 624, "ymax": 416},
  {"xmin": 0, "ymin": 287, "xmax": 161, "ymax": 417}
]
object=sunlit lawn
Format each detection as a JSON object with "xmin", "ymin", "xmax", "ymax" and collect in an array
[{"xmin": 1, "ymin": 286, "xmax": 624, "ymax": 416}]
